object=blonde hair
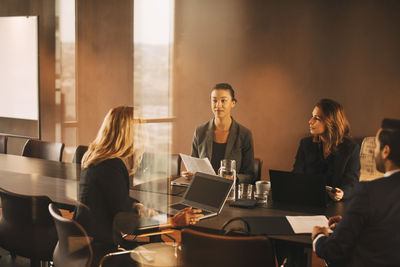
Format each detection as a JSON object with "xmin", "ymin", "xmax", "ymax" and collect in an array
[
  {"xmin": 314, "ymin": 99, "xmax": 350, "ymax": 155},
  {"xmin": 81, "ymin": 106, "xmax": 145, "ymax": 175}
]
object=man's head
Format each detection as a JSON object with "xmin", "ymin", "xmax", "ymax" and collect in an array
[{"xmin": 374, "ymin": 118, "xmax": 400, "ymax": 173}]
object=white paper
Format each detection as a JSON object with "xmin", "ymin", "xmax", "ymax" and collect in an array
[
  {"xmin": 179, "ymin": 153, "xmax": 216, "ymax": 175},
  {"xmin": 286, "ymin": 215, "xmax": 330, "ymax": 234}
]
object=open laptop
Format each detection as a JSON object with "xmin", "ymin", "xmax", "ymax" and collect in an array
[
  {"xmin": 168, "ymin": 172, "xmax": 233, "ymax": 220},
  {"xmin": 269, "ymin": 170, "xmax": 328, "ymax": 208}
]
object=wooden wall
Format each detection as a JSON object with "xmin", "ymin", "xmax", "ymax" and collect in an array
[
  {"xmin": 76, "ymin": 0, "xmax": 133, "ymax": 146},
  {"xmin": 0, "ymin": 0, "xmax": 56, "ymax": 154},
  {"xmin": 0, "ymin": 0, "xmax": 134, "ymax": 155},
  {"xmin": 172, "ymin": 0, "xmax": 400, "ymax": 179}
]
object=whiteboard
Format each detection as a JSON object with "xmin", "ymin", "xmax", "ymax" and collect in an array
[{"xmin": 0, "ymin": 16, "xmax": 39, "ymax": 121}]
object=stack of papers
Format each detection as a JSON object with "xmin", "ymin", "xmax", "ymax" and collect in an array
[
  {"xmin": 286, "ymin": 215, "xmax": 331, "ymax": 234},
  {"xmin": 179, "ymin": 153, "xmax": 216, "ymax": 175}
]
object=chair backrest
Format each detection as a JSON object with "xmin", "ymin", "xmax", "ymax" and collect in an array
[
  {"xmin": 49, "ymin": 203, "xmax": 93, "ymax": 267},
  {"xmin": 359, "ymin": 136, "xmax": 383, "ymax": 181},
  {"xmin": 0, "ymin": 187, "xmax": 57, "ymax": 261},
  {"xmin": 181, "ymin": 227, "xmax": 275, "ymax": 267},
  {"xmin": 72, "ymin": 145, "xmax": 89, "ymax": 164},
  {"xmin": 253, "ymin": 157, "xmax": 263, "ymax": 182},
  {"xmin": 170, "ymin": 154, "xmax": 182, "ymax": 177},
  {"xmin": 22, "ymin": 139, "xmax": 65, "ymax": 162},
  {"xmin": 0, "ymin": 135, "xmax": 7, "ymax": 154},
  {"xmin": 99, "ymin": 250, "xmax": 133, "ymax": 267}
]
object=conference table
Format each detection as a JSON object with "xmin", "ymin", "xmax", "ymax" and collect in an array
[
  {"xmin": 0, "ymin": 153, "xmax": 80, "ymax": 208},
  {"xmin": 0, "ymin": 154, "xmax": 345, "ymax": 266},
  {"xmin": 131, "ymin": 178, "xmax": 346, "ymax": 267},
  {"xmin": 0, "ymin": 153, "xmax": 81, "ymax": 180}
]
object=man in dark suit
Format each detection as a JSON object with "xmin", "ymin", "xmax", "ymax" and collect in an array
[{"xmin": 311, "ymin": 118, "xmax": 400, "ymax": 266}]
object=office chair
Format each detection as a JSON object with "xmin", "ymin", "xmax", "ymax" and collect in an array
[
  {"xmin": 181, "ymin": 226, "xmax": 276, "ymax": 267},
  {"xmin": 170, "ymin": 154, "xmax": 182, "ymax": 177},
  {"xmin": 253, "ymin": 157, "xmax": 263, "ymax": 182},
  {"xmin": 99, "ymin": 250, "xmax": 136, "ymax": 267},
  {"xmin": 72, "ymin": 145, "xmax": 89, "ymax": 164},
  {"xmin": 0, "ymin": 187, "xmax": 58, "ymax": 267},
  {"xmin": 22, "ymin": 139, "xmax": 65, "ymax": 162},
  {"xmin": 0, "ymin": 135, "xmax": 7, "ymax": 154},
  {"xmin": 359, "ymin": 136, "xmax": 383, "ymax": 181},
  {"xmin": 48, "ymin": 203, "xmax": 93, "ymax": 267}
]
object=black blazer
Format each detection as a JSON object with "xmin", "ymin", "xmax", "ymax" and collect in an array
[
  {"xmin": 191, "ymin": 118, "xmax": 255, "ymax": 183},
  {"xmin": 74, "ymin": 158, "xmax": 137, "ymax": 245},
  {"xmin": 293, "ymin": 137, "xmax": 360, "ymax": 199},
  {"xmin": 315, "ymin": 171, "xmax": 400, "ymax": 266}
]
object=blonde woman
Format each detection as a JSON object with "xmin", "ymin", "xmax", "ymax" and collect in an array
[{"xmin": 74, "ymin": 106, "xmax": 202, "ymax": 265}]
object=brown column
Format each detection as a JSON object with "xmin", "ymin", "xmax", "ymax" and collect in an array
[{"xmin": 76, "ymin": 0, "xmax": 133, "ymax": 146}]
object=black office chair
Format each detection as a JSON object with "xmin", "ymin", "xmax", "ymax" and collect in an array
[
  {"xmin": 48, "ymin": 203, "xmax": 93, "ymax": 267},
  {"xmin": 181, "ymin": 226, "xmax": 276, "ymax": 267},
  {"xmin": 170, "ymin": 154, "xmax": 182, "ymax": 177},
  {"xmin": 253, "ymin": 157, "xmax": 263, "ymax": 182},
  {"xmin": 73, "ymin": 145, "xmax": 89, "ymax": 164},
  {"xmin": 0, "ymin": 188, "xmax": 58, "ymax": 267},
  {"xmin": 0, "ymin": 135, "xmax": 7, "ymax": 154},
  {"xmin": 22, "ymin": 139, "xmax": 65, "ymax": 162}
]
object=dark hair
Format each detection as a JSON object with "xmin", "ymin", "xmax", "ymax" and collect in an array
[
  {"xmin": 212, "ymin": 83, "xmax": 237, "ymax": 102},
  {"xmin": 379, "ymin": 118, "xmax": 400, "ymax": 167},
  {"xmin": 315, "ymin": 99, "xmax": 350, "ymax": 154}
]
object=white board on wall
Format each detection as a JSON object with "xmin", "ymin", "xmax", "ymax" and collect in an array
[{"xmin": 0, "ymin": 16, "xmax": 39, "ymax": 121}]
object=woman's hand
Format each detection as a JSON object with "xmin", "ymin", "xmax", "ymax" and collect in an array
[
  {"xmin": 328, "ymin": 215, "xmax": 342, "ymax": 230},
  {"xmin": 134, "ymin": 203, "xmax": 159, "ymax": 218},
  {"xmin": 181, "ymin": 171, "xmax": 194, "ymax": 181},
  {"xmin": 328, "ymin": 188, "xmax": 344, "ymax": 201},
  {"xmin": 170, "ymin": 207, "xmax": 204, "ymax": 227}
]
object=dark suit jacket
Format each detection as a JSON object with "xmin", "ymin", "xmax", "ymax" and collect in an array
[
  {"xmin": 191, "ymin": 118, "xmax": 255, "ymax": 183},
  {"xmin": 293, "ymin": 137, "xmax": 360, "ymax": 199},
  {"xmin": 74, "ymin": 158, "xmax": 137, "ymax": 245},
  {"xmin": 315, "ymin": 171, "xmax": 400, "ymax": 266}
]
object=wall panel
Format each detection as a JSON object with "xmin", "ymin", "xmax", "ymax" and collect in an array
[{"xmin": 173, "ymin": 0, "xmax": 400, "ymax": 178}]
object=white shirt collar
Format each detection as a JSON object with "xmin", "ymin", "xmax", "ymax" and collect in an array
[{"xmin": 384, "ymin": 169, "xmax": 400, "ymax": 177}]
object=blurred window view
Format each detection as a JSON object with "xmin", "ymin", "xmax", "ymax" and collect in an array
[
  {"xmin": 56, "ymin": 0, "xmax": 76, "ymax": 161},
  {"xmin": 55, "ymin": 0, "xmax": 174, "ymax": 199},
  {"xmin": 133, "ymin": 0, "xmax": 175, "ymax": 186}
]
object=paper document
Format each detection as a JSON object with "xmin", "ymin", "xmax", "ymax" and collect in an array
[
  {"xmin": 179, "ymin": 153, "xmax": 216, "ymax": 175},
  {"xmin": 286, "ymin": 215, "xmax": 331, "ymax": 234}
]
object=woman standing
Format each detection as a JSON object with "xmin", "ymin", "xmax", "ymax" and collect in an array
[
  {"xmin": 191, "ymin": 83, "xmax": 255, "ymax": 183},
  {"xmin": 293, "ymin": 98, "xmax": 360, "ymax": 201}
]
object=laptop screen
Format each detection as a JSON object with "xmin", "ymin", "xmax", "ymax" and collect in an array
[
  {"xmin": 184, "ymin": 172, "xmax": 233, "ymax": 209},
  {"xmin": 269, "ymin": 170, "xmax": 327, "ymax": 208}
]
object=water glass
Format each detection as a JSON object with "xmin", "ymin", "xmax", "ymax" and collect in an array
[
  {"xmin": 255, "ymin": 181, "xmax": 270, "ymax": 204},
  {"xmin": 218, "ymin": 159, "xmax": 237, "ymax": 200},
  {"xmin": 238, "ymin": 183, "xmax": 253, "ymax": 199}
]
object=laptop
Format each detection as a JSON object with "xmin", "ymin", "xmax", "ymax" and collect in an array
[
  {"xmin": 269, "ymin": 170, "xmax": 328, "ymax": 208},
  {"xmin": 168, "ymin": 172, "xmax": 233, "ymax": 219}
]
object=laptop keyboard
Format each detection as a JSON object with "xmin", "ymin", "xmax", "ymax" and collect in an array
[{"xmin": 170, "ymin": 203, "xmax": 189, "ymax": 210}]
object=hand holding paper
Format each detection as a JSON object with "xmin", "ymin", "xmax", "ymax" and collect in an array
[{"xmin": 179, "ymin": 153, "xmax": 216, "ymax": 175}]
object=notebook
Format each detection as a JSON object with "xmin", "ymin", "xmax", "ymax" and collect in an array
[
  {"xmin": 269, "ymin": 170, "xmax": 328, "ymax": 208},
  {"xmin": 168, "ymin": 172, "xmax": 233, "ymax": 219}
]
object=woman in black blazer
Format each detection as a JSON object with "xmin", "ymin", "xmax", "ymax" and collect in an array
[
  {"xmin": 190, "ymin": 83, "xmax": 255, "ymax": 183},
  {"xmin": 293, "ymin": 99, "xmax": 360, "ymax": 201},
  {"xmin": 74, "ymin": 106, "xmax": 203, "ymax": 266}
]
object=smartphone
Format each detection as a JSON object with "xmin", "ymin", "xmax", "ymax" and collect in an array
[{"xmin": 325, "ymin": 186, "xmax": 337, "ymax": 194}]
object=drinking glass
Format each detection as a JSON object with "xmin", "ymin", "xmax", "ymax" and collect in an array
[
  {"xmin": 238, "ymin": 183, "xmax": 253, "ymax": 199},
  {"xmin": 218, "ymin": 159, "xmax": 237, "ymax": 200}
]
